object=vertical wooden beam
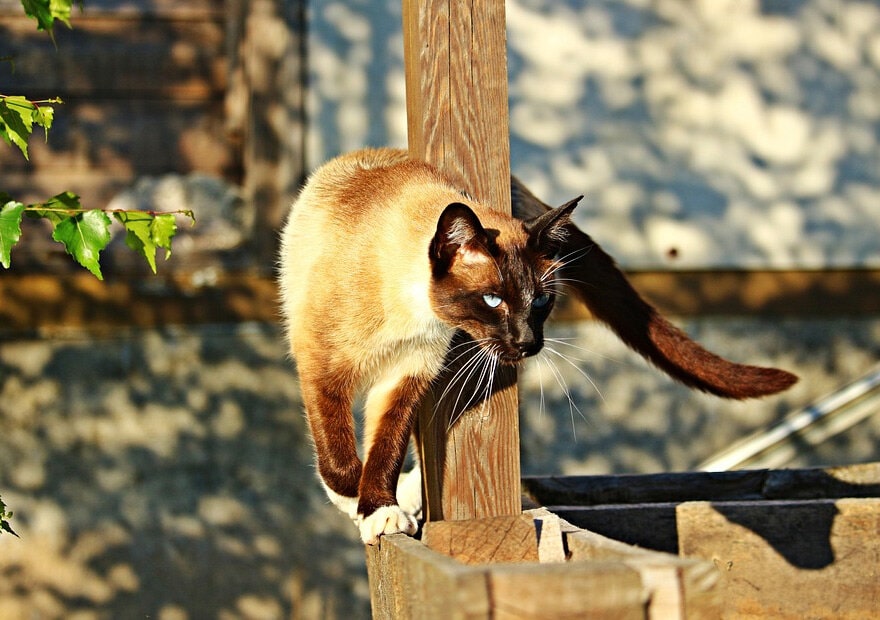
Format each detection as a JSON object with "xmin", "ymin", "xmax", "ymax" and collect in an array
[{"xmin": 402, "ymin": 0, "xmax": 520, "ymax": 522}]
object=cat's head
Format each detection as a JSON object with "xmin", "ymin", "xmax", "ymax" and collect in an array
[{"xmin": 428, "ymin": 197, "xmax": 581, "ymax": 364}]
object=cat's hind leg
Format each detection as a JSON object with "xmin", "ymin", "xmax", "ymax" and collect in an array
[{"xmin": 396, "ymin": 461, "xmax": 422, "ymax": 520}]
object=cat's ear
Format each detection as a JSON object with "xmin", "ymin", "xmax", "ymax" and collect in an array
[
  {"xmin": 525, "ymin": 195, "xmax": 582, "ymax": 258},
  {"xmin": 430, "ymin": 202, "xmax": 492, "ymax": 275}
]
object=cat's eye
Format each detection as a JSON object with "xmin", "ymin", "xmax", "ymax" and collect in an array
[
  {"xmin": 532, "ymin": 292, "xmax": 552, "ymax": 308},
  {"xmin": 482, "ymin": 293, "xmax": 503, "ymax": 308}
]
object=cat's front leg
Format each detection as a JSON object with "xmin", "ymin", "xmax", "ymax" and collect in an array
[
  {"xmin": 358, "ymin": 375, "xmax": 429, "ymax": 545},
  {"xmin": 358, "ymin": 506, "xmax": 418, "ymax": 546},
  {"xmin": 357, "ymin": 463, "xmax": 422, "ymax": 545}
]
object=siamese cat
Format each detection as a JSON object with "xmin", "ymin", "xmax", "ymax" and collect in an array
[{"xmin": 279, "ymin": 148, "xmax": 796, "ymax": 545}]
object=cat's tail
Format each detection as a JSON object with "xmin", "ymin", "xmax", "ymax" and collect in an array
[{"xmin": 511, "ymin": 177, "xmax": 797, "ymax": 399}]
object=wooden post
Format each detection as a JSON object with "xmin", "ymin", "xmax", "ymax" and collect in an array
[{"xmin": 402, "ymin": 0, "xmax": 520, "ymax": 522}]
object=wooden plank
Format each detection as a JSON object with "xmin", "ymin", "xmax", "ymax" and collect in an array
[
  {"xmin": 552, "ymin": 504, "xmax": 681, "ymax": 554},
  {"xmin": 564, "ymin": 526, "xmax": 721, "ymax": 620},
  {"xmin": 677, "ymin": 498, "xmax": 880, "ymax": 619},
  {"xmin": 403, "ymin": 0, "xmax": 519, "ymax": 522},
  {"xmin": 403, "ymin": 0, "xmax": 511, "ymax": 208},
  {"xmin": 366, "ymin": 524, "xmax": 662, "ymax": 619},
  {"xmin": 0, "ymin": 272, "xmax": 279, "ymax": 332},
  {"xmin": 524, "ymin": 470, "xmax": 768, "ymax": 506},
  {"xmin": 421, "ymin": 515, "xmax": 538, "ymax": 565},
  {"xmin": 531, "ymin": 510, "xmax": 567, "ymax": 563},
  {"xmin": 365, "ymin": 534, "xmax": 490, "ymax": 620},
  {"xmin": 489, "ymin": 561, "xmax": 646, "ymax": 620},
  {"xmin": 526, "ymin": 507, "xmax": 720, "ymax": 619},
  {"xmin": 527, "ymin": 463, "xmax": 880, "ymax": 555},
  {"xmin": 551, "ymin": 268, "xmax": 880, "ymax": 319},
  {"xmin": 522, "ymin": 463, "xmax": 880, "ymax": 506}
]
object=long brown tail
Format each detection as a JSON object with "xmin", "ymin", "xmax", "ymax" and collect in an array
[{"xmin": 512, "ymin": 177, "xmax": 797, "ymax": 399}]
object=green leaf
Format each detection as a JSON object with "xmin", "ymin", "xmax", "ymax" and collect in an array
[
  {"xmin": 151, "ymin": 213, "xmax": 178, "ymax": 259},
  {"xmin": 19, "ymin": 0, "xmax": 74, "ymax": 35},
  {"xmin": 26, "ymin": 191, "xmax": 81, "ymax": 224},
  {"xmin": 115, "ymin": 211, "xmax": 179, "ymax": 273},
  {"xmin": 0, "ymin": 199, "xmax": 26, "ymax": 268},
  {"xmin": 33, "ymin": 104, "xmax": 54, "ymax": 134},
  {"xmin": 52, "ymin": 210, "xmax": 112, "ymax": 279},
  {"xmin": 0, "ymin": 96, "xmax": 36, "ymax": 159},
  {"xmin": 49, "ymin": 0, "xmax": 74, "ymax": 27},
  {"xmin": 20, "ymin": 0, "xmax": 54, "ymax": 32},
  {"xmin": 0, "ymin": 495, "xmax": 17, "ymax": 538}
]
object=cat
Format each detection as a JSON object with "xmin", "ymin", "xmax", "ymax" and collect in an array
[{"xmin": 279, "ymin": 147, "xmax": 797, "ymax": 545}]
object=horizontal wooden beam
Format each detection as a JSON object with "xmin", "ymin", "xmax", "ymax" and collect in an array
[
  {"xmin": 523, "ymin": 462, "xmax": 880, "ymax": 506},
  {"xmin": 2, "ymin": 268, "xmax": 880, "ymax": 334},
  {"xmin": 0, "ymin": 271, "xmax": 279, "ymax": 335},
  {"xmin": 551, "ymin": 268, "xmax": 880, "ymax": 319}
]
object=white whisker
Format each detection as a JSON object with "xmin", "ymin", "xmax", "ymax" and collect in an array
[
  {"xmin": 538, "ymin": 350, "xmax": 586, "ymax": 439},
  {"xmin": 544, "ymin": 338, "xmax": 620, "ymax": 365},
  {"xmin": 533, "ymin": 355, "xmax": 549, "ymax": 419},
  {"xmin": 434, "ymin": 340, "xmax": 501, "ymax": 427},
  {"xmin": 542, "ymin": 345, "xmax": 605, "ymax": 403}
]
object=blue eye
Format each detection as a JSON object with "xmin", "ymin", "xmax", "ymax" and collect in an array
[
  {"xmin": 532, "ymin": 293, "xmax": 551, "ymax": 308},
  {"xmin": 482, "ymin": 293, "xmax": 503, "ymax": 308}
]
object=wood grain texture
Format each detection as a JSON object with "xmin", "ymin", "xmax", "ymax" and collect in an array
[
  {"xmin": 489, "ymin": 561, "xmax": 646, "ymax": 620},
  {"xmin": 365, "ymin": 528, "xmax": 656, "ymax": 619},
  {"xmin": 403, "ymin": 0, "xmax": 520, "ymax": 522},
  {"xmin": 563, "ymin": 522, "xmax": 721, "ymax": 620},
  {"xmin": 365, "ymin": 534, "xmax": 490, "ymax": 620},
  {"xmin": 403, "ymin": 0, "xmax": 511, "ymax": 208},
  {"xmin": 421, "ymin": 515, "xmax": 538, "ymax": 565},
  {"xmin": 677, "ymin": 498, "xmax": 880, "ymax": 619}
]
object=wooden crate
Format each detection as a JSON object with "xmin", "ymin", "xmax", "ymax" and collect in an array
[
  {"xmin": 523, "ymin": 462, "xmax": 880, "ymax": 619},
  {"xmin": 366, "ymin": 509, "xmax": 720, "ymax": 619},
  {"xmin": 367, "ymin": 463, "xmax": 879, "ymax": 618}
]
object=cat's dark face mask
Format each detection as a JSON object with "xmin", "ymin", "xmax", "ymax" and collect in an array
[{"xmin": 428, "ymin": 199, "xmax": 579, "ymax": 364}]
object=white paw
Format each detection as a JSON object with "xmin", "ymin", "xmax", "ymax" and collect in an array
[
  {"xmin": 358, "ymin": 505, "xmax": 418, "ymax": 545},
  {"xmin": 396, "ymin": 465, "xmax": 423, "ymax": 520},
  {"xmin": 321, "ymin": 482, "xmax": 359, "ymax": 521}
]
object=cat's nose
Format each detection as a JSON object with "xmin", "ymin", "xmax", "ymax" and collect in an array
[{"xmin": 515, "ymin": 339, "xmax": 540, "ymax": 358}]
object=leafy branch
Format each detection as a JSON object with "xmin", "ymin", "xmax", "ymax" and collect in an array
[
  {"xmin": 0, "ymin": 94, "xmax": 61, "ymax": 159},
  {"xmin": 1, "ymin": 0, "xmax": 196, "ymax": 279},
  {"xmin": 1, "ymin": 192, "xmax": 195, "ymax": 279}
]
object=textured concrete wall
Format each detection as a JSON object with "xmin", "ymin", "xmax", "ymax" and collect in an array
[{"xmin": 308, "ymin": 0, "xmax": 880, "ymax": 270}]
